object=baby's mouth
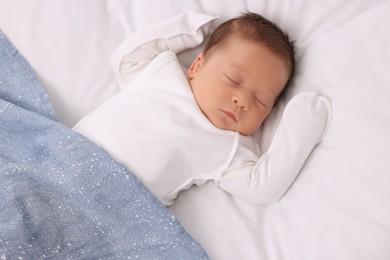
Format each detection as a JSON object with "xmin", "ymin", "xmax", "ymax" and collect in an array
[{"xmin": 220, "ymin": 109, "xmax": 237, "ymax": 123}]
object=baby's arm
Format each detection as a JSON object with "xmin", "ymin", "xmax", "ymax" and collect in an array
[
  {"xmin": 111, "ymin": 12, "xmax": 217, "ymax": 88},
  {"xmin": 218, "ymin": 93, "xmax": 332, "ymax": 204}
]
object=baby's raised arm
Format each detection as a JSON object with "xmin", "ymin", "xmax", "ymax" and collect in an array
[
  {"xmin": 111, "ymin": 12, "xmax": 217, "ymax": 89},
  {"xmin": 218, "ymin": 93, "xmax": 332, "ymax": 204}
]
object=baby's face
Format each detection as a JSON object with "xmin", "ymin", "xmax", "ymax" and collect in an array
[{"xmin": 188, "ymin": 36, "xmax": 290, "ymax": 136}]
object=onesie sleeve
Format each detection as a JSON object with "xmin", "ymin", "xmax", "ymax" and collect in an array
[
  {"xmin": 111, "ymin": 11, "xmax": 217, "ymax": 89},
  {"xmin": 218, "ymin": 93, "xmax": 332, "ymax": 204}
]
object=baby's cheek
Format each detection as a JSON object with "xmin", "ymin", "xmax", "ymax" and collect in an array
[{"xmin": 251, "ymin": 111, "xmax": 266, "ymax": 132}]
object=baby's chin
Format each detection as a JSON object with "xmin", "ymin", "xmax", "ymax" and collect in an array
[
  {"xmin": 211, "ymin": 120, "xmax": 254, "ymax": 136},
  {"xmin": 236, "ymin": 129, "xmax": 253, "ymax": 136},
  {"xmin": 203, "ymin": 110, "xmax": 257, "ymax": 136}
]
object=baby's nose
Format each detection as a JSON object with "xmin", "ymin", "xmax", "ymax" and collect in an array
[{"xmin": 231, "ymin": 94, "xmax": 250, "ymax": 111}]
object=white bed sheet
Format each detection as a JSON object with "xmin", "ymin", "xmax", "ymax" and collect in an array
[{"xmin": 1, "ymin": 1, "xmax": 389, "ymax": 259}]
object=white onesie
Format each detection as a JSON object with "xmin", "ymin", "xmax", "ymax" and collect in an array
[{"xmin": 74, "ymin": 12, "xmax": 331, "ymax": 206}]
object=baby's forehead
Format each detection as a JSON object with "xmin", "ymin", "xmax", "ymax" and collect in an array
[{"xmin": 209, "ymin": 35, "xmax": 270, "ymax": 54}]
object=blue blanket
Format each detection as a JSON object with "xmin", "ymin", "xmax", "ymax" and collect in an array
[{"xmin": 0, "ymin": 31, "xmax": 208, "ymax": 259}]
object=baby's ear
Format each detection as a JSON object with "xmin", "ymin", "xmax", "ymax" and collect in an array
[{"xmin": 187, "ymin": 53, "xmax": 204, "ymax": 80}]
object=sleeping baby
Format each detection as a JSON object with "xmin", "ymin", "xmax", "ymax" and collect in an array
[{"xmin": 73, "ymin": 11, "xmax": 331, "ymax": 206}]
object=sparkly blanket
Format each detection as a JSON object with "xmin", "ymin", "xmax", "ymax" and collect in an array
[{"xmin": 0, "ymin": 31, "xmax": 208, "ymax": 259}]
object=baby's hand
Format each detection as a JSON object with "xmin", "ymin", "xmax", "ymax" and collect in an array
[{"xmin": 281, "ymin": 92, "xmax": 332, "ymax": 144}]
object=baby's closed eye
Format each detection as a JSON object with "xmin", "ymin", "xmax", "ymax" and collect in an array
[
  {"xmin": 254, "ymin": 95, "xmax": 267, "ymax": 108},
  {"xmin": 223, "ymin": 73, "xmax": 240, "ymax": 86}
]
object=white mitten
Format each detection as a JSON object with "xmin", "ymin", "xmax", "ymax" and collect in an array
[
  {"xmin": 255, "ymin": 92, "xmax": 332, "ymax": 203},
  {"xmin": 273, "ymin": 92, "xmax": 332, "ymax": 148}
]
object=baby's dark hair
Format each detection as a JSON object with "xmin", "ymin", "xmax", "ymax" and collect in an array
[{"xmin": 204, "ymin": 11, "xmax": 295, "ymax": 92}]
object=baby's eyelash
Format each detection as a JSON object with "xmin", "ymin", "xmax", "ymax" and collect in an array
[
  {"xmin": 224, "ymin": 73, "xmax": 239, "ymax": 85},
  {"xmin": 255, "ymin": 96, "xmax": 267, "ymax": 108}
]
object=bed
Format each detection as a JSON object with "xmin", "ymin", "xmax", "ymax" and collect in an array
[{"xmin": 1, "ymin": 0, "xmax": 389, "ymax": 259}]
